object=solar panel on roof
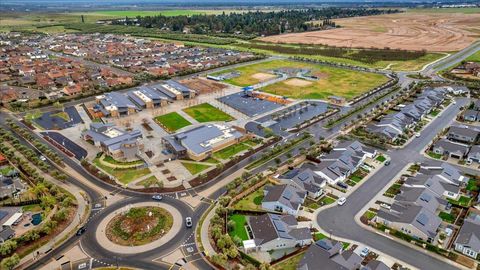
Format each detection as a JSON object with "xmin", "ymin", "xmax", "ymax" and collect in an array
[
  {"xmin": 283, "ymin": 190, "xmax": 292, "ymax": 200},
  {"xmin": 420, "ymin": 193, "xmax": 432, "ymax": 202},
  {"xmin": 317, "ymin": 240, "xmax": 332, "ymax": 251},
  {"xmin": 416, "ymin": 213, "xmax": 429, "ymax": 226},
  {"xmin": 0, "ymin": 211, "xmax": 8, "ymax": 220}
]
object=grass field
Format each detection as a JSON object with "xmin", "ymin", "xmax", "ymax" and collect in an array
[
  {"xmin": 466, "ymin": 51, "xmax": 480, "ymax": 62},
  {"xmin": 93, "ymin": 158, "xmax": 151, "ymax": 185},
  {"xmin": 233, "ymin": 187, "xmax": 265, "ymax": 211},
  {"xmin": 181, "ymin": 162, "xmax": 211, "ymax": 175},
  {"xmin": 228, "ymin": 214, "xmax": 249, "ymax": 241},
  {"xmin": 154, "ymin": 112, "xmax": 191, "ymax": 132},
  {"xmin": 213, "ymin": 142, "xmax": 250, "ymax": 160},
  {"xmin": 183, "ymin": 103, "xmax": 234, "ymax": 122},
  {"xmin": 218, "ymin": 59, "xmax": 387, "ymax": 100}
]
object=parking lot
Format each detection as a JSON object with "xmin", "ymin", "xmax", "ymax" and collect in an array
[
  {"xmin": 41, "ymin": 131, "xmax": 87, "ymax": 160},
  {"xmin": 34, "ymin": 106, "xmax": 83, "ymax": 130}
]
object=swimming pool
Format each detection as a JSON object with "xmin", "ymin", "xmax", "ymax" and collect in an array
[{"xmin": 31, "ymin": 213, "xmax": 42, "ymax": 226}]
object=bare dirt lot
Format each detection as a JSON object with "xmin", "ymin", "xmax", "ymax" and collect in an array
[
  {"xmin": 284, "ymin": 78, "xmax": 313, "ymax": 87},
  {"xmin": 179, "ymin": 77, "xmax": 226, "ymax": 94},
  {"xmin": 251, "ymin": 72, "xmax": 277, "ymax": 81},
  {"xmin": 260, "ymin": 12, "xmax": 480, "ymax": 52}
]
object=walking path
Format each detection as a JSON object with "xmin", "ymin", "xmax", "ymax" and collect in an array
[{"xmin": 199, "ymin": 204, "xmax": 218, "ymax": 257}]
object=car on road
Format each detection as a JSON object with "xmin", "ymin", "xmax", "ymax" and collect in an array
[
  {"xmin": 76, "ymin": 226, "xmax": 86, "ymax": 236},
  {"xmin": 385, "ymin": 160, "xmax": 390, "ymax": 166},
  {"xmin": 360, "ymin": 247, "xmax": 370, "ymax": 257},
  {"xmin": 415, "ymin": 132, "xmax": 421, "ymax": 138},
  {"xmin": 337, "ymin": 197, "xmax": 347, "ymax": 206},
  {"xmin": 152, "ymin": 194, "xmax": 163, "ymax": 201},
  {"xmin": 185, "ymin": 217, "xmax": 193, "ymax": 228}
]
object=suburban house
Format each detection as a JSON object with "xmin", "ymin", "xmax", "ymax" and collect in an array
[
  {"xmin": 278, "ymin": 164, "xmax": 326, "ymax": 199},
  {"xmin": 81, "ymin": 123, "xmax": 144, "ymax": 161},
  {"xmin": 454, "ymin": 213, "xmax": 480, "ymax": 259},
  {"xmin": 366, "ymin": 112, "xmax": 414, "ymax": 142},
  {"xmin": 245, "ymin": 213, "xmax": 312, "ymax": 252},
  {"xmin": 95, "ymin": 92, "xmax": 139, "ymax": 117},
  {"xmin": 464, "ymin": 109, "xmax": 479, "ymax": 122},
  {"xmin": 313, "ymin": 140, "xmax": 371, "ymax": 185},
  {"xmin": 261, "ymin": 184, "xmax": 306, "ymax": 215},
  {"xmin": 447, "ymin": 125, "xmax": 480, "ymax": 144},
  {"xmin": 432, "ymin": 139, "xmax": 470, "ymax": 159},
  {"xmin": 419, "ymin": 162, "xmax": 467, "ymax": 185},
  {"xmin": 362, "ymin": 260, "xmax": 390, "ymax": 270},
  {"xmin": 403, "ymin": 175, "xmax": 460, "ymax": 200},
  {"xmin": 297, "ymin": 239, "xmax": 362, "ymax": 270},
  {"xmin": 0, "ymin": 174, "xmax": 25, "ymax": 199},
  {"xmin": 163, "ymin": 124, "xmax": 245, "ymax": 161},
  {"xmin": 0, "ymin": 227, "xmax": 14, "ymax": 243},
  {"xmin": 467, "ymin": 145, "xmax": 480, "ymax": 164}
]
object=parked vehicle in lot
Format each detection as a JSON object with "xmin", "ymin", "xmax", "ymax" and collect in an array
[
  {"xmin": 185, "ymin": 217, "xmax": 193, "ymax": 228},
  {"xmin": 380, "ymin": 203, "xmax": 391, "ymax": 210},
  {"xmin": 152, "ymin": 194, "xmax": 163, "ymax": 201},
  {"xmin": 337, "ymin": 197, "xmax": 347, "ymax": 206},
  {"xmin": 360, "ymin": 247, "xmax": 370, "ymax": 257}
]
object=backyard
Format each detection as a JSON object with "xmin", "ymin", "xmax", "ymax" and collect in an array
[
  {"xmin": 154, "ymin": 112, "xmax": 191, "ymax": 133},
  {"xmin": 233, "ymin": 186, "xmax": 265, "ymax": 211},
  {"xmin": 182, "ymin": 103, "xmax": 234, "ymax": 122},
  {"xmin": 228, "ymin": 214, "xmax": 249, "ymax": 241},
  {"xmin": 272, "ymin": 251, "xmax": 305, "ymax": 270}
]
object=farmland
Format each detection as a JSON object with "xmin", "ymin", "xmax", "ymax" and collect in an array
[
  {"xmin": 259, "ymin": 12, "xmax": 480, "ymax": 52},
  {"xmin": 215, "ymin": 59, "xmax": 389, "ymax": 100}
]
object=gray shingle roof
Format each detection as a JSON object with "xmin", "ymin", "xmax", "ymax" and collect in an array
[
  {"xmin": 248, "ymin": 213, "xmax": 311, "ymax": 245},
  {"xmin": 455, "ymin": 215, "xmax": 480, "ymax": 252}
]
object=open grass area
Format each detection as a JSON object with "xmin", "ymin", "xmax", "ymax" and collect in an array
[
  {"xmin": 183, "ymin": 103, "xmax": 234, "ymax": 122},
  {"xmin": 228, "ymin": 214, "xmax": 249, "ymax": 241},
  {"xmin": 233, "ymin": 187, "xmax": 265, "ymax": 211},
  {"xmin": 466, "ymin": 179, "xmax": 480, "ymax": 192},
  {"xmin": 93, "ymin": 157, "xmax": 151, "ymax": 185},
  {"xmin": 438, "ymin": 211, "xmax": 456, "ymax": 223},
  {"xmin": 213, "ymin": 142, "xmax": 250, "ymax": 160},
  {"xmin": 22, "ymin": 204, "xmax": 42, "ymax": 213},
  {"xmin": 376, "ymin": 155, "xmax": 386, "ymax": 162},
  {"xmin": 319, "ymin": 196, "xmax": 336, "ymax": 205},
  {"xmin": 407, "ymin": 7, "xmax": 480, "ymax": 14},
  {"xmin": 181, "ymin": 162, "xmax": 211, "ymax": 175},
  {"xmin": 384, "ymin": 183, "xmax": 402, "ymax": 198},
  {"xmin": 102, "ymin": 155, "xmax": 144, "ymax": 166},
  {"xmin": 448, "ymin": 196, "xmax": 472, "ymax": 207},
  {"xmin": 137, "ymin": 176, "xmax": 161, "ymax": 188},
  {"xmin": 154, "ymin": 112, "xmax": 191, "ymax": 133},
  {"xmin": 465, "ymin": 50, "xmax": 480, "ymax": 62},
  {"xmin": 272, "ymin": 251, "xmax": 305, "ymax": 270},
  {"xmin": 427, "ymin": 151, "xmax": 443, "ymax": 159},
  {"xmin": 215, "ymin": 59, "xmax": 388, "ymax": 100}
]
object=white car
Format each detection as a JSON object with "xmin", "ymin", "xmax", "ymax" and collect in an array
[
  {"xmin": 39, "ymin": 155, "xmax": 46, "ymax": 161},
  {"xmin": 415, "ymin": 133, "xmax": 421, "ymax": 138},
  {"xmin": 337, "ymin": 197, "xmax": 347, "ymax": 206},
  {"xmin": 360, "ymin": 247, "xmax": 370, "ymax": 257}
]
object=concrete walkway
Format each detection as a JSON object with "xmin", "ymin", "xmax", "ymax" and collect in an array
[
  {"xmin": 95, "ymin": 202, "xmax": 182, "ymax": 254},
  {"xmin": 199, "ymin": 204, "xmax": 217, "ymax": 257}
]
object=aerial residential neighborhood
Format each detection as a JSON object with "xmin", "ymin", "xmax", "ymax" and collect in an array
[{"xmin": 0, "ymin": 1, "xmax": 480, "ymax": 270}]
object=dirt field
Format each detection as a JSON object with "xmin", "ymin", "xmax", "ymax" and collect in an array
[
  {"xmin": 284, "ymin": 78, "xmax": 313, "ymax": 87},
  {"xmin": 259, "ymin": 12, "xmax": 480, "ymax": 52},
  {"xmin": 251, "ymin": 72, "xmax": 277, "ymax": 81},
  {"xmin": 179, "ymin": 77, "xmax": 226, "ymax": 94}
]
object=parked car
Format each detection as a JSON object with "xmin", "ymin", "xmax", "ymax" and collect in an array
[
  {"xmin": 337, "ymin": 182, "xmax": 348, "ymax": 189},
  {"xmin": 39, "ymin": 155, "xmax": 46, "ymax": 161},
  {"xmin": 360, "ymin": 247, "xmax": 370, "ymax": 257},
  {"xmin": 380, "ymin": 203, "xmax": 391, "ymax": 210},
  {"xmin": 385, "ymin": 160, "xmax": 390, "ymax": 166},
  {"xmin": 185, "ymin": 217, "xmax": 193, "ymax": 228},
  {"xmin": 415, "ymin": 133, "xmax": 421, "ymax": 138},
  {"xmin": 337, "ymin": 197, "xmax": 347, "ymax": 206},
  {"xmin": 152, "ymin": 195, "xmax": 163, "ymax": 201},
  {"xmin": 76, "ymin": 226, "xmax": 86, "ymax": 236}
]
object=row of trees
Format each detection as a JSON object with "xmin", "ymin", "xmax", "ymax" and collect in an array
[{"xmin": 122, "ymin": 8, "xmax": 399, "ymax": 36}]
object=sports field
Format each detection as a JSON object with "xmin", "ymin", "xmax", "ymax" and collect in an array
[
  {"xmin": 154, "ymin": 112, "xmax": 191, "ymax": 132},
  {"xmin": 183, "ymin": 103, "xmax": 234, "ymax": 122},
  {"xmin": 215, "ymin": 60, "xmax": 389, "ymax": 100}
]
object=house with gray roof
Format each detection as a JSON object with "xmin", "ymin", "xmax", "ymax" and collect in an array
[
  {"xmin": 278, "ymin": 163, "xmax": 326, "ymax": 199},
  {"xmin": 298, "ymin": 239, "xmax": 362, "ymax": 270},
  {"xmin": 95, "ymin": 92, "xmax": 139, "ymax": 117},
  {"xmin": 362, "ymin": 260, "xmax": 390, "ymax": 270},
  {"xmin": 246, "ymin": 213, "xmax": 312, "ymax": 252},
  {"xmin": 163, "ymin": 124, "xmax": 244, "ymax": 161},
  {"xmin": 403, "ymin": 175, "xmax": 460, "ymax": 200},
  {"xmin": 454, "ymin": 213, "xmax": 480, "ymax": 259},
  {"xmin": 81, "ymin": 123, "xmax": 143, "ymax": 161},
  {"xmin": 419, "ymin": 162, "xmax": 467, "ymax": 185},
  {"xmin": 262, "ymin": 184, "xmax": 306, "ymax": 216},
  {"xmin": 447, "ymin": 125, "xmax": 480, "ymax": 144},
  {"xmin": 463, "ymin": 109, "xmax": 479, "ymax": 122},
  {"xmin": 467, "ymin": 145, "xmax": 480, "ymax": 164},
  {"xmin": 474, "ymin": 99, "xmax": 480, "ymax": 111},
  {"xmin": 0, "ymin": 227, "xmax": 14, "ymax": 243},
  {"xmin": 432, "ymin": 139, "xmax": 470, "ymax": 159}
]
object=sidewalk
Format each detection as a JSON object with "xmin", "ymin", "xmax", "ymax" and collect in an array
[{"xmin": 199, "ymin": 204, "xmax": 218, "ymax": 257}]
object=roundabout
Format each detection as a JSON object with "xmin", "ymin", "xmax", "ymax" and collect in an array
[{"xmin": 95, "ymin": 201, "xmax": 183, "ymax": 254}]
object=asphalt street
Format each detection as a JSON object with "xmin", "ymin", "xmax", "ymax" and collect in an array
[{"xmin": 316, "ymin": 98, "xmax": 473, "ymax": 270}]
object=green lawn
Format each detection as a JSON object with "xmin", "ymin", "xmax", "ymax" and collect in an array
[
  {"xmin": 319, "ymin": 196, "xmax": 336, "ymax": 205},
  {"xmin": 228, "ymin": 214, "xmax": 249, "ymax": 241},
  {"xmin": 22, "ymin": 204, "xmax": 42, "ymax": 212},
  {"xmin": 438, "ymin": 212, "xmax": 455, "ymax": 223},
  {"xmin": 243, "ymin": 138, "xmax": 260, "ymax": 147},
  {"xmin": 182, "ymin": 103, "xmax": 234, "ymax": 122},
  {"xmin": 376, "ymin": 155, "xmax": 386, "ymax": 162},
  {"xmin": 102, "ymin": 155, "xmax": 144, "ymax": 166},
  {"xmin": 93, "ymin": 158, "xmax": 151, "ymax": 184},
  {"xmin": 466, "ymin": 179, "xmax": 480, "ymax": 192},
  {"xmin": 154, "ymin": 112, "xmax": 191, "ymax": 133},
  {"xmin": 181, "ymin": 162, "xmax": 211, "ymax": 175},
  {"xmin": 0, "ymin": 166, "xmax": 14, "ymax": 175},
  {"xmin": 213, "ymin": 143, "xmax": 250, "ymax": 160},
  {"xmin": 272, "ymin": 251, "xmax": 305, "ymax": 270},
  {"xmin": 233, "ymin": 187, "xmax": 265, "ymax": 211},
  {"xmin": 466, "ymin": 51, "xmax": 480, "ymax": 62},
  {"xmin": 427, "ymin": 151, "xmax": 443, "ymax": 159},
  {"xmin": 203, "ymin": 157, "xmax": 220, "ymax": 164},
  {"xmin": 137, "ymin": 176, "xmax": 161, "ymax": 188},
  {"xmin": 214, "ymin": 59, "xmax": 388, "ymax": 100},
  {"xmin": 363, "ymin": 211, "xmax": 376, "ymax": 220},
  {"xmin": 314, "ymin": 232, "xmax": 327, "ymax": 241},
  {"xmin": 384, "ymin": 183, "xmax": 402, "ymax": 198},
  {"xmin": 448, "ymin": 196, "xmax": 472, "ymax": 207}
]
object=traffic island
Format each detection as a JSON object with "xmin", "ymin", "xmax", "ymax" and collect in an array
[
  {"xmin": 96, "ymin": 202, "xmax": 182, "ymax": 254},
  {"xmin": 106, "ymin": 206, "xmax": 173, "ymax": 246}
]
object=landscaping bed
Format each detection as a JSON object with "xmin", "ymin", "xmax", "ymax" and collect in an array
[{"xmin": 106, "ymin": 206, "xmax": 173, "ymax": 246}]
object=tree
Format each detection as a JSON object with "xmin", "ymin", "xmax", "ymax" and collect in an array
[
  {"xmin": 210, "ymin": 253, "xmax": 227, "ymax": 267},
  {"xmin": 227, "ymin": 220, "xmax": 236, "ymax": 232},
  {"xmin": 1, "ymin": 254, "xmax": 20, "ymax": 270},
  {"xmin": 0, "ymin": 240, "xmax": 17, "ymax": 256}
]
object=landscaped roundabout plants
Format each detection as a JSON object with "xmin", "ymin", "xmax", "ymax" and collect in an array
[{"xmin": 106, "ymin": 206, "xmax": 173, "ymax": 246}]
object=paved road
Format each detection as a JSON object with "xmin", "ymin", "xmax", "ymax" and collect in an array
[{"xmin": 316, "ymin": 98, "xmax": 472, "ymax": 270}]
